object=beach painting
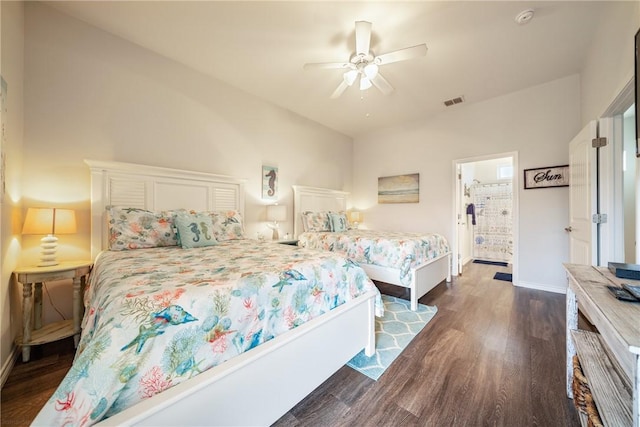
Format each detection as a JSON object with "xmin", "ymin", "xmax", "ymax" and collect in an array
[{"xmin": 378, "ymin": 173, "xmax": 420, "ymax": 204}]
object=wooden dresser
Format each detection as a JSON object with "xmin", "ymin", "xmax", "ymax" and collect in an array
[{"xmin": 564, "ymin": 264, "xmax": 640, "ymax": 427}]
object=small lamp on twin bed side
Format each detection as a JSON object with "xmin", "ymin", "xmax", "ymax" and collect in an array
[
  {"xmin": 349, "ymin": 211, "xmax": 361, "ymax": 229},
  {"xmin": 266, "ymin": 204, "xmax": 287, "ymax": 240},
  {"xmin": 22, "ymin": 208, "xmax": 77, "ymax": 267}
]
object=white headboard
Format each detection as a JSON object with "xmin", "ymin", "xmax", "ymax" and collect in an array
[
  {"xmin": 292, "ymin": 185, "xmax": 348, "ymax": 238},
  {"xmin": 85, "ymin": 160, "xmax": 245, "ymax": 259}
]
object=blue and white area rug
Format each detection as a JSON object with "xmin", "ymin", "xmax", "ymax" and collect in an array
[{"xmin": 347, "ymin": 294, "xmax": 437, "ymax": 380}]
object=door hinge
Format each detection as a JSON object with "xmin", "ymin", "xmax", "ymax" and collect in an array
[
  {"xmin": 592, "ymin": 213, "xmax": 608, "ymax": 224},
  {"xmin": 592, "ymin": 137, "xmax": 607, "ymax": 148}
]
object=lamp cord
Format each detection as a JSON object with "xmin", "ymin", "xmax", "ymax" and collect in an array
[{"xmin": 43, "ymin": 281, "xmax": 67, "ymax": 321}]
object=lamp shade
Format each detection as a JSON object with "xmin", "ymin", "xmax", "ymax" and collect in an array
[
  {"xmin": 266, "ymin": 204, "xmax": 287, "ymax": 222},
  {"xmin": 364, "ymin": 63, "xmax": 379, "ymax": 79},
  {"xmin": 344, "ymin": 69, "xmax": 358, "ymax": 86},
  {"xmin": 349, "ymin": 211, "xmax": 362, "ymax": 223},
  {"xmin": 22, "ymin": 208, "xmax": 77, "ymax": 235}
]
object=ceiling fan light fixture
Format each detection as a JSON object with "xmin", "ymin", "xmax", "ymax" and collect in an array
[
  {"xmin": 304, "ymin": 20, "xmax": 427, "ymax": 98},
  {"xmin": 359, "ymin": 75, "xmax": 372, "ymax": 91},
  {"xmin": 364, "ymin": 63, "xmax": 379, "ymax": 79},
  {"xmin": 344, "ymin": 69, "xmax": 359, "ymax": 86}
]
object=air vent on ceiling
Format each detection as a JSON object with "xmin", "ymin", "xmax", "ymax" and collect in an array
[{"xmin": 444, "ymin": 96, "xmax": 465, "ymax": 107}]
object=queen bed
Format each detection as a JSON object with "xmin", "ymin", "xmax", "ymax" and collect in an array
[
  {"xmin": 32, "ymin": 161, "xmax": 382, "ymax": 427},
  {"xmin": 293, "ymin": 185, "xmax": 451, "ymax": 311}
]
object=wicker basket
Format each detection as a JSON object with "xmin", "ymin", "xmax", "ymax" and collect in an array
[
  {"xmin": 585, "ymin": 392, "xmax": 603, "ymax": 427},
  {"xmin": 572, "ymin": 355, "xmax": 603, "ymax": 427},
  {"xmin": 572, "ymin": 355, "xmax": 589, "ymax": 413}
]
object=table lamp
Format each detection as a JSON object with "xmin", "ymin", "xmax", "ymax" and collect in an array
[
  {"xmin": 266, "ymin": 204, "xmax": 287, "ymax": 240},
  {"xmin": 22, "ymin": 207, "xmax": 77, "ymax": 266},
  {"xmin": 349, "ymin": 211, "xmax": 362, "ymax": 229}
]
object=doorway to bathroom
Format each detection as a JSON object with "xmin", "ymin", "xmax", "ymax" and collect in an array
[{"xmin": 454, "ymin": 152, "xmax": 518, "ymax": 282}]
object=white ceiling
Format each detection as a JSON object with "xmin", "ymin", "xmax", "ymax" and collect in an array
[{"xmin": 48, "ymin": 1, "xmax": 612, "ymax": 138}]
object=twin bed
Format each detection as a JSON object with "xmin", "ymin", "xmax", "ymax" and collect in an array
[
  {"xmin": 293, "ymin": 185, "xmax": 451, "ymax": 311},
  {"xmin": 34, "ymin": 162, "xmax": 450, "ymax": 426}
]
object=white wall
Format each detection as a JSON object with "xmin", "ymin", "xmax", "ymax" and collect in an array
[
  {"xmin": 472, "ymin": 157, "xmax": 512, "ymax": 184},
  {"xmin": 353, "ymin": 75, "xmax": 580, "ymax": 292},
  {"xmin": 579, "ymin": 2, "xmax": 638, "ymax": 267},
  {"xmin": 1, "ymin": 0, "xmax": 24, "ymax": 383},
  {"xmin": 581, "ymin": 1, "xmax": 639, "ymax": 124},
  {"xmin": 20, "ymin": 3, "xmax": 353, "ymax": 320}
]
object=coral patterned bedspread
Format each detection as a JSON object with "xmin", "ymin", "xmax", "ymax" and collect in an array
[
  {"xmin": 298, "ymin": 230, "xmax": 450, "ymax": 284},
  {"xmin": 33, "ymin": 240, "xmax": 382, "ymax": 426}
]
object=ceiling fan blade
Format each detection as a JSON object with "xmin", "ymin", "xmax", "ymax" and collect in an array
[
  {"xmin": 330, "ymin": 80, "xmax": 349, "ymax": 99},
  {"xmin": 375, "ymin": 44, "xmax": 428, "ymax": 65},
  {"xmin": 355, "ymin": 21, "xmax": 372, "ymax": 55},
  {"xmin": 370, "ymin": 73, "xmax": 394, "ymax": 95},
  {"xmin": 303, "ymin": 62, "xmax": 353, "ymax": 70}
]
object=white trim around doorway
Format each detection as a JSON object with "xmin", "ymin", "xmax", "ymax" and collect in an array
[{"xmin": 452, "ymin": 151, "xmax": 519, "ymax": 286}]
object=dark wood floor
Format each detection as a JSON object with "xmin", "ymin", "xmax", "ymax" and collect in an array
[
  {"xmin": 1, "ymin": 262, "xmax": 579, "ymax": 426},
  {"xmin": 1, "ymin": 336, "xmax": 77, "ymax": 426},
  {"xmin": 273, "ymin": 262, "xmax": 580, "ymax": 427}
]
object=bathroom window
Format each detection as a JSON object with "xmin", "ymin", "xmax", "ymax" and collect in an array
[{"xmin": 498, "ymin": 164, "xmax": 513, "ymax": 180}]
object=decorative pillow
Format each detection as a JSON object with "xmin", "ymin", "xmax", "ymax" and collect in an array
[
  {"xmin": 209, "ymin": 210, "xmax": 245, "ymax": 241},
  {"xmin": 107, "ymin": 207, "xmax": 180, "ymax": 251},
  {"xmin": 329, "ymin": 212, "xmax": 348, "ymax": 232},
  {"xmin": 300, "ymin": 213, "xmax": 310, "ymax": 232},
  {"xmin": 174, "ymin": 212, "xmax": 218, "ymax": 249},
  {"xmin": 301, "ymin": 211, "xmax": 331, "ymax": 232}
]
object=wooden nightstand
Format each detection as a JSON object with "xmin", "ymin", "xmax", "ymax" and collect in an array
[{"xmin": 14, "ymin": 260, "xmax": 92, "ymax": 362}]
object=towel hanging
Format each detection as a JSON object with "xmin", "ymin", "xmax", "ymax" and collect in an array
[{"xmin": 466, "ymin": 203, "xmax": 476, "ymax": 225}]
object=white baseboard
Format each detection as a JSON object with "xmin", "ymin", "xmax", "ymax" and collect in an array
[
  {"xmin": 1, "ymin": 344, "xmax": 19, "ymax": 389},
  {"xmin": 515, "ymin": 280, "xmax": 567, "ymax": 294}
]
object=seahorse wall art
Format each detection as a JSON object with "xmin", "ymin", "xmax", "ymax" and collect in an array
[{"xmin": 262, "ymin": 165, "xmax": 278, "ymax": 200}]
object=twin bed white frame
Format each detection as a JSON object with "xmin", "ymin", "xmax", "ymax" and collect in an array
[
  {"xmin": 84, "ymin": 160, "xmax": 377, "ymax": 426},
  {"xmin": 293, "ymin": 185, "xmax": 451, "ymax": 311}
]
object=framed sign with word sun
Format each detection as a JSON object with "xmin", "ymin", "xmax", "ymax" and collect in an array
[{"xmin": 524, "ymin": 165, "xmax": 569, "ymax": 189}]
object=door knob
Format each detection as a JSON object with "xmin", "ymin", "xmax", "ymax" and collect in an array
[{"xmin": 564, "ymin": 226, "xmax": 572, "ymax": 232}]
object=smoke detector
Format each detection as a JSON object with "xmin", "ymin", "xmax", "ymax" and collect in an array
[{"xmin": 515, "ymin": 9, "xmax": 535, "ymax": 25}]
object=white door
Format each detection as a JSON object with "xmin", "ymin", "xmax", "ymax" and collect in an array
[
  {"xmin": 455, "ymin": 165, "xmax": 464, "ymax": 276},
  {"xmin": 568, "ymin": 121, "xmax": 598, "ymax": 265},
  {"xmin": 456, "ymin": 165, "xmax": 465, "ymax": 275},
  {"xmin": 597, "ymin": 116, "xmax": 619, "ymax": 266}
]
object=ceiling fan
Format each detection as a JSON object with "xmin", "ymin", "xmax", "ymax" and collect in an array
[{"xmin": 303, "ymin": 21, "xmax": 427, "ymax": 99}]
